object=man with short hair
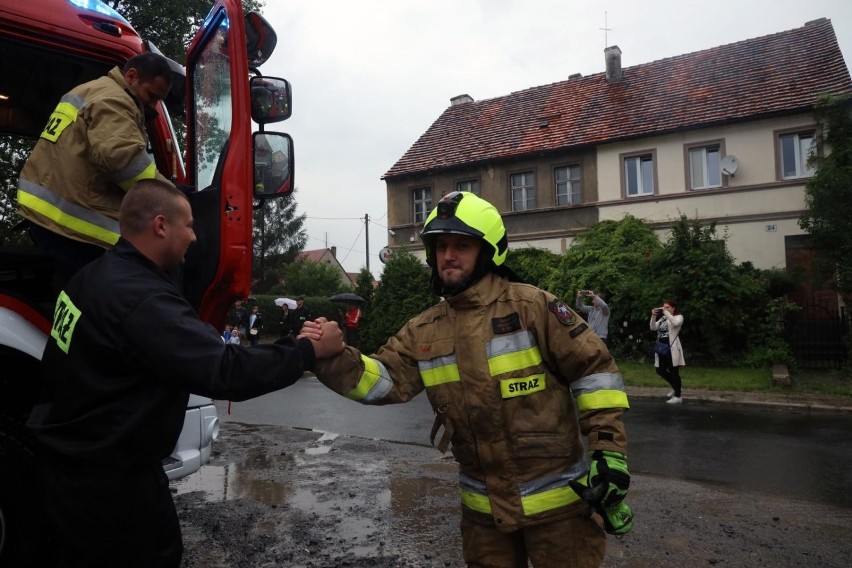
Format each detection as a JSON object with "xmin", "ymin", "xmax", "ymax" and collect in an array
[
  {"xmin": 17, "ymin": 52, "xmax": 176, "ymax": 289},
  {"xmin": 310, "ymin": 191, "xmax": 633, "ymax": 567},
  {"xmin": 292, "ymin": 295, "xmax": 312, "ymax": 334},
  {"xmin": 576, "ymin": 289, "xmax": 611, "ymax": 346},
  {"xmin": 27, "ymin": 179, "xmax": 343, "ymax": 567}
]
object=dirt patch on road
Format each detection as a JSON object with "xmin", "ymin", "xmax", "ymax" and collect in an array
[{"xmin": 175, "ymin": 422, "xmax": 852, "ymax": 567}]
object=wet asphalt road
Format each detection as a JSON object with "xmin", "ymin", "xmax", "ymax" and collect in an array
[{"xmin": 218, "ymin": 376, "xmax": 852, "ymax": 507}]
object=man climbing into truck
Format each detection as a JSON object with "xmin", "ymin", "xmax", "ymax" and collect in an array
[{"xmin": 17, "ymin": 52, "xmax": 175, "ymax": 290}]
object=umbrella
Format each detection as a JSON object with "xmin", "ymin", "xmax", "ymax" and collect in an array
[
  {"xmin": 329, "ymin": 293, "xmax": 365, "ymax": 303},
  {"xmin": 274, "ymin": 297, "xmax": 297, "ymax": 309}
]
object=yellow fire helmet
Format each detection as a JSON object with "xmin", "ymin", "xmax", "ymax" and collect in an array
[{"xmin": 421, "ymin": 191, "xmax": 508, "ymax": 268}]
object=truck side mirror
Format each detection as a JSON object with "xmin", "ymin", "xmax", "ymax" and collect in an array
[
  {"xmin": 253, "ymin": 132, "xmax": 294, "ymax": 198},
  {"xmin": 250, "ymin": 76, "xmax": 292, "ymax": 124},
  {"xmin": 245, "ymin": 11, "xmax": 277, "ymax": 68}
]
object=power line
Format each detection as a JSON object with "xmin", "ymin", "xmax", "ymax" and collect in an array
[
  {"xmin": 305, "ymin": 215, "xmax": 363, "ymax": 221},
  {"xmin": 338, "ymin": 223, "xmax": 364, "ymax": 265}
]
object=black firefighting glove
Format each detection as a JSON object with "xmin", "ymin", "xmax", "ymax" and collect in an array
[{"xmin": 587, "ymin": 450, "xmax": 634, "ymax": 536}]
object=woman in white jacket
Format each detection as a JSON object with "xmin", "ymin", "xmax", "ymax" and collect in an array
[{"xmin": 650, "ymin": 299, "xmax": 685, "ymax": 404}]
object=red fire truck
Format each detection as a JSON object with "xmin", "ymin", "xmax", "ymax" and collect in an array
[{"xmin": 0, "ymin": 0, "xmax": 293, "ymax": 561}]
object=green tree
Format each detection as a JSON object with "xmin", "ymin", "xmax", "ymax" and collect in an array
[
  {"xmin": 281, "ymin": 260, "xmax": 350, "ymax": 298},
  {"xmin": 252, "ymin": 193, "xmax": 307, "ymax": 292},
  {"xmin": 354, "ymin": 268, "xmax": 376, "ymax": 306},
  {"xmin": 551, "ymin": 216, "xmax": 662, "ymax": 359},
  {"xmin": 799, "ymin": 92, "xmax": 852, "ymax": 303},
  {"xmin": 651, "ymin": 215, "xmax": 784, "ymax": 365},
  {"xmin": 360, "ymin": 251, "xmax": 437, "ymax": 354},
  {"xmin": 504, "ymin": 247, "xmax": 562, "ymax": 290},
  {"xmin": 106, "ymin": 0, "xmax": 266, "ymax": 61},
  {"xmin": 503, "ymin": 215, "xmax": 790, "ymax": 366},
  {"xmin": 0, "ymin": 137, "xmax": 34, "ymax": 245}
]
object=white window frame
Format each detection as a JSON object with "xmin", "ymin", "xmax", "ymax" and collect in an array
[
  {"xmin": 456, "ymin": 179, "xmax": 480, "ymax": 195},
  {"xmin": 510, "ymin": 172, "xmax": 535, "ymax": 211},
  {"xmin": 554, "ymin": 165, "xmax": 582, "ymax": 205},
  {"xmin": 412, "ymin": 187, "xmax": 432, "ymax": 223},
  {"xmin": 688, "ymin": 144, "xmax": 722, "ymax": 190},
  {"xmin": 624, "ymin": 154, "xmax": 655, "ymax": 197},
  {"xmin": 779, "ymin": 131, "xmax": 816, "ymax": 179}
]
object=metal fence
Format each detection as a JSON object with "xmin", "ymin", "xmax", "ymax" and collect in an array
[{"xmin": 783, "ymin": 304, "xmax": 849, "ymax": 369}]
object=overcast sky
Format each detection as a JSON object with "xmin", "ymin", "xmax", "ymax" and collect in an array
[{"xmin": 259, "ymin": 0, "xmax": 852, "ymax": 276}]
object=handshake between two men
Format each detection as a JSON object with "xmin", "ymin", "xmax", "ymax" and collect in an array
[{"xmin": 299, "ymin": 317, "xmax": 346, "ymax": 359}]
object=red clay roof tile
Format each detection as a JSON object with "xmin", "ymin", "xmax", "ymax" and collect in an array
[{"xmin": 384, "ymin": 18, "xmax": 851, "ymax": 180}]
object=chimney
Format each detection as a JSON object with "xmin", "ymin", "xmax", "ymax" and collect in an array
[
  {"xmin": 450, "ymin": 94, "xmax": 473, "ymax": 106},
  {"xmin": 330, "ymin": 246, "xmax": 337, "ymax": 258},
  {"xmin": 605, "ymin": 45, "xmax": 622, "ymax": 83}
]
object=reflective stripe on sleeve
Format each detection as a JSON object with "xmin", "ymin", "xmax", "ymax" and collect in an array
[
  {"xmin": 113, "ymin": 149, "xmax": 159, "ymax": 191},
  {"xmin": 17, "ymin": 179, "xmax": 119, "ymax": 246},
  {"xmin": 571, "ymin": 372, "xmax": 630, "ymax": 411},
  {"xmin": 345, "ymin": 355, "xmax": 393, "ymax": 403},
  {"xmin": 418, "ymin": 354, "xmax": 460, "ymax": 387},
  {"xmin": 486, "ymin": 331, "xmax": 542, "ymax": 376}
]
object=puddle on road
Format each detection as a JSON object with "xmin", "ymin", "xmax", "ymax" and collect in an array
[
  {"xmin": 174, "ymin": 461, "xmax": 293, "ymax": 505},
  {"xmin": 174, "ymin": 432, "xmax": 346, "ymax": 507},
  {"xmin": 288, "ymin": 486, "xmax": 384, "ymax": 555},
  {"xmin": 174, "ymin": 444, "xmax": 298, "ymax": 503},
  {"xmin": 174, "ymin": 435, "xmax": 459, "ymax": 556}
]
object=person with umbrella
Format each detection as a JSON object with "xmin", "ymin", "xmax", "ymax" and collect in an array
[
  {"xmin": 329, "ymin": 293, "xmax": 366, "ymax": 348},
  {"xmin": 342, "ymin": 301, "xmax": 362, "ymax": 348},
  {"xmin": 278, "ymin": 302, "xmax": 295, "ymax": 338}
]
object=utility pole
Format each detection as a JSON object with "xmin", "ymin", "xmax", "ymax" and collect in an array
[{"xmin": 364, "ymin": 213, "xmax": 370, "ymax": 272}]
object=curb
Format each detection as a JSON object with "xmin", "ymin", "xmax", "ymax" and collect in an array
[{"xmin": 626, "ymin": 386, "xmax": 852, "ymax": 413}]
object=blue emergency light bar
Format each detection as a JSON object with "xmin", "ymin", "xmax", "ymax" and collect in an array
[{"xmin": 67, "ymin": 0, "xmax": 130, "ymax": 26}]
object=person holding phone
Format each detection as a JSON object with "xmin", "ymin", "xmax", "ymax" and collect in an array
[
  {"xmin": 575, "ymin": 289, "xmax": 611, "ymax": 346},
  {"xmin": 650, "ymin": 300, "xmax": 685, "ymax": 404}
]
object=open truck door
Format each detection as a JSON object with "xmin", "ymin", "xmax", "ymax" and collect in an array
[{"xmin": 182, "ymin": 0, "xmax": 294, "ymax": 330}]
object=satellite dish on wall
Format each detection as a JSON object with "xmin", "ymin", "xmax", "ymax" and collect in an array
[{"xmin": 721, "ymin": 155, "xmax": 739, "ymax": 177}]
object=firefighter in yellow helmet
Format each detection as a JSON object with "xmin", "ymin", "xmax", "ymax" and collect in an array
[{"xmin": 309, "ymin": 191, "xmax": 632, "ymax": 567}]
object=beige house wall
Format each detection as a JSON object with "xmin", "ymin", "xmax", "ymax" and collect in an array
[{"xmin": 386, "ymin": 113, "xmax": 816, "ymax": 270}]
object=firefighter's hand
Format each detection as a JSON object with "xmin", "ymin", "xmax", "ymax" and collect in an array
[
  {"xmin": 589, "ymin": 450, "xmax": 630, "ymax": 505},
  {"xmin": 588, "ymin": 450, "xmax": 634, "ymax": 535},
  {"xmin": 600, "ymin": 501, "xmax": 634, "ymax": 536},
  {"xmin": 308, "ymin": 321, "xmax": 344, "ymax": 359},
  {"xmin": 298, "ymin": 320, "xmax": 323, "ymax": 341}
]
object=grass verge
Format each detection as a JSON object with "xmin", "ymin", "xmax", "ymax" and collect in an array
[{"xmin": 617, "ymin": 360, "xmax": 852, "ymax": 397}]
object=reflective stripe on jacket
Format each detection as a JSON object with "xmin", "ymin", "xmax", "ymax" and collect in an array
[
  {"xmin": 314, "ymin": 271, "xmax": 629, "ymax": 531},
  {"xmin": 17, "ymin": 67, "xmax": 165, "ymax": 248}
]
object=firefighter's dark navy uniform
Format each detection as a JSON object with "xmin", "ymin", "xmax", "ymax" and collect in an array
[{"xmin": 27, "ymin": 238, "xmax": 316, "ymax": 567}]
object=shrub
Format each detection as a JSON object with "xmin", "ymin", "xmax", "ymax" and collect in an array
[{"xmin": 360, "ymin": 250, "xmax": 438, "ymax": 354}]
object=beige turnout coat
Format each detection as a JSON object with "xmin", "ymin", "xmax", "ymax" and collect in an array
[
  {"xmin": 17, "ymin": 67, "xmax": 168, "ymax": 248},
  {"xmin": 313, "ymin": 272, "xmax": 630, "ymax": 532},
  {"xmin": 650, "ymin": 311, "xmax": 686, "ymax": 367}
]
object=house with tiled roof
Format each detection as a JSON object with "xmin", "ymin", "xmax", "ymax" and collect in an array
[
  {"xmin": 297, "ymin": 247, "xmax": 353, "ymax": 286},
  {"xmin": 383, "ymin": 18, "xmax": 851, "ymax": 294}
]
